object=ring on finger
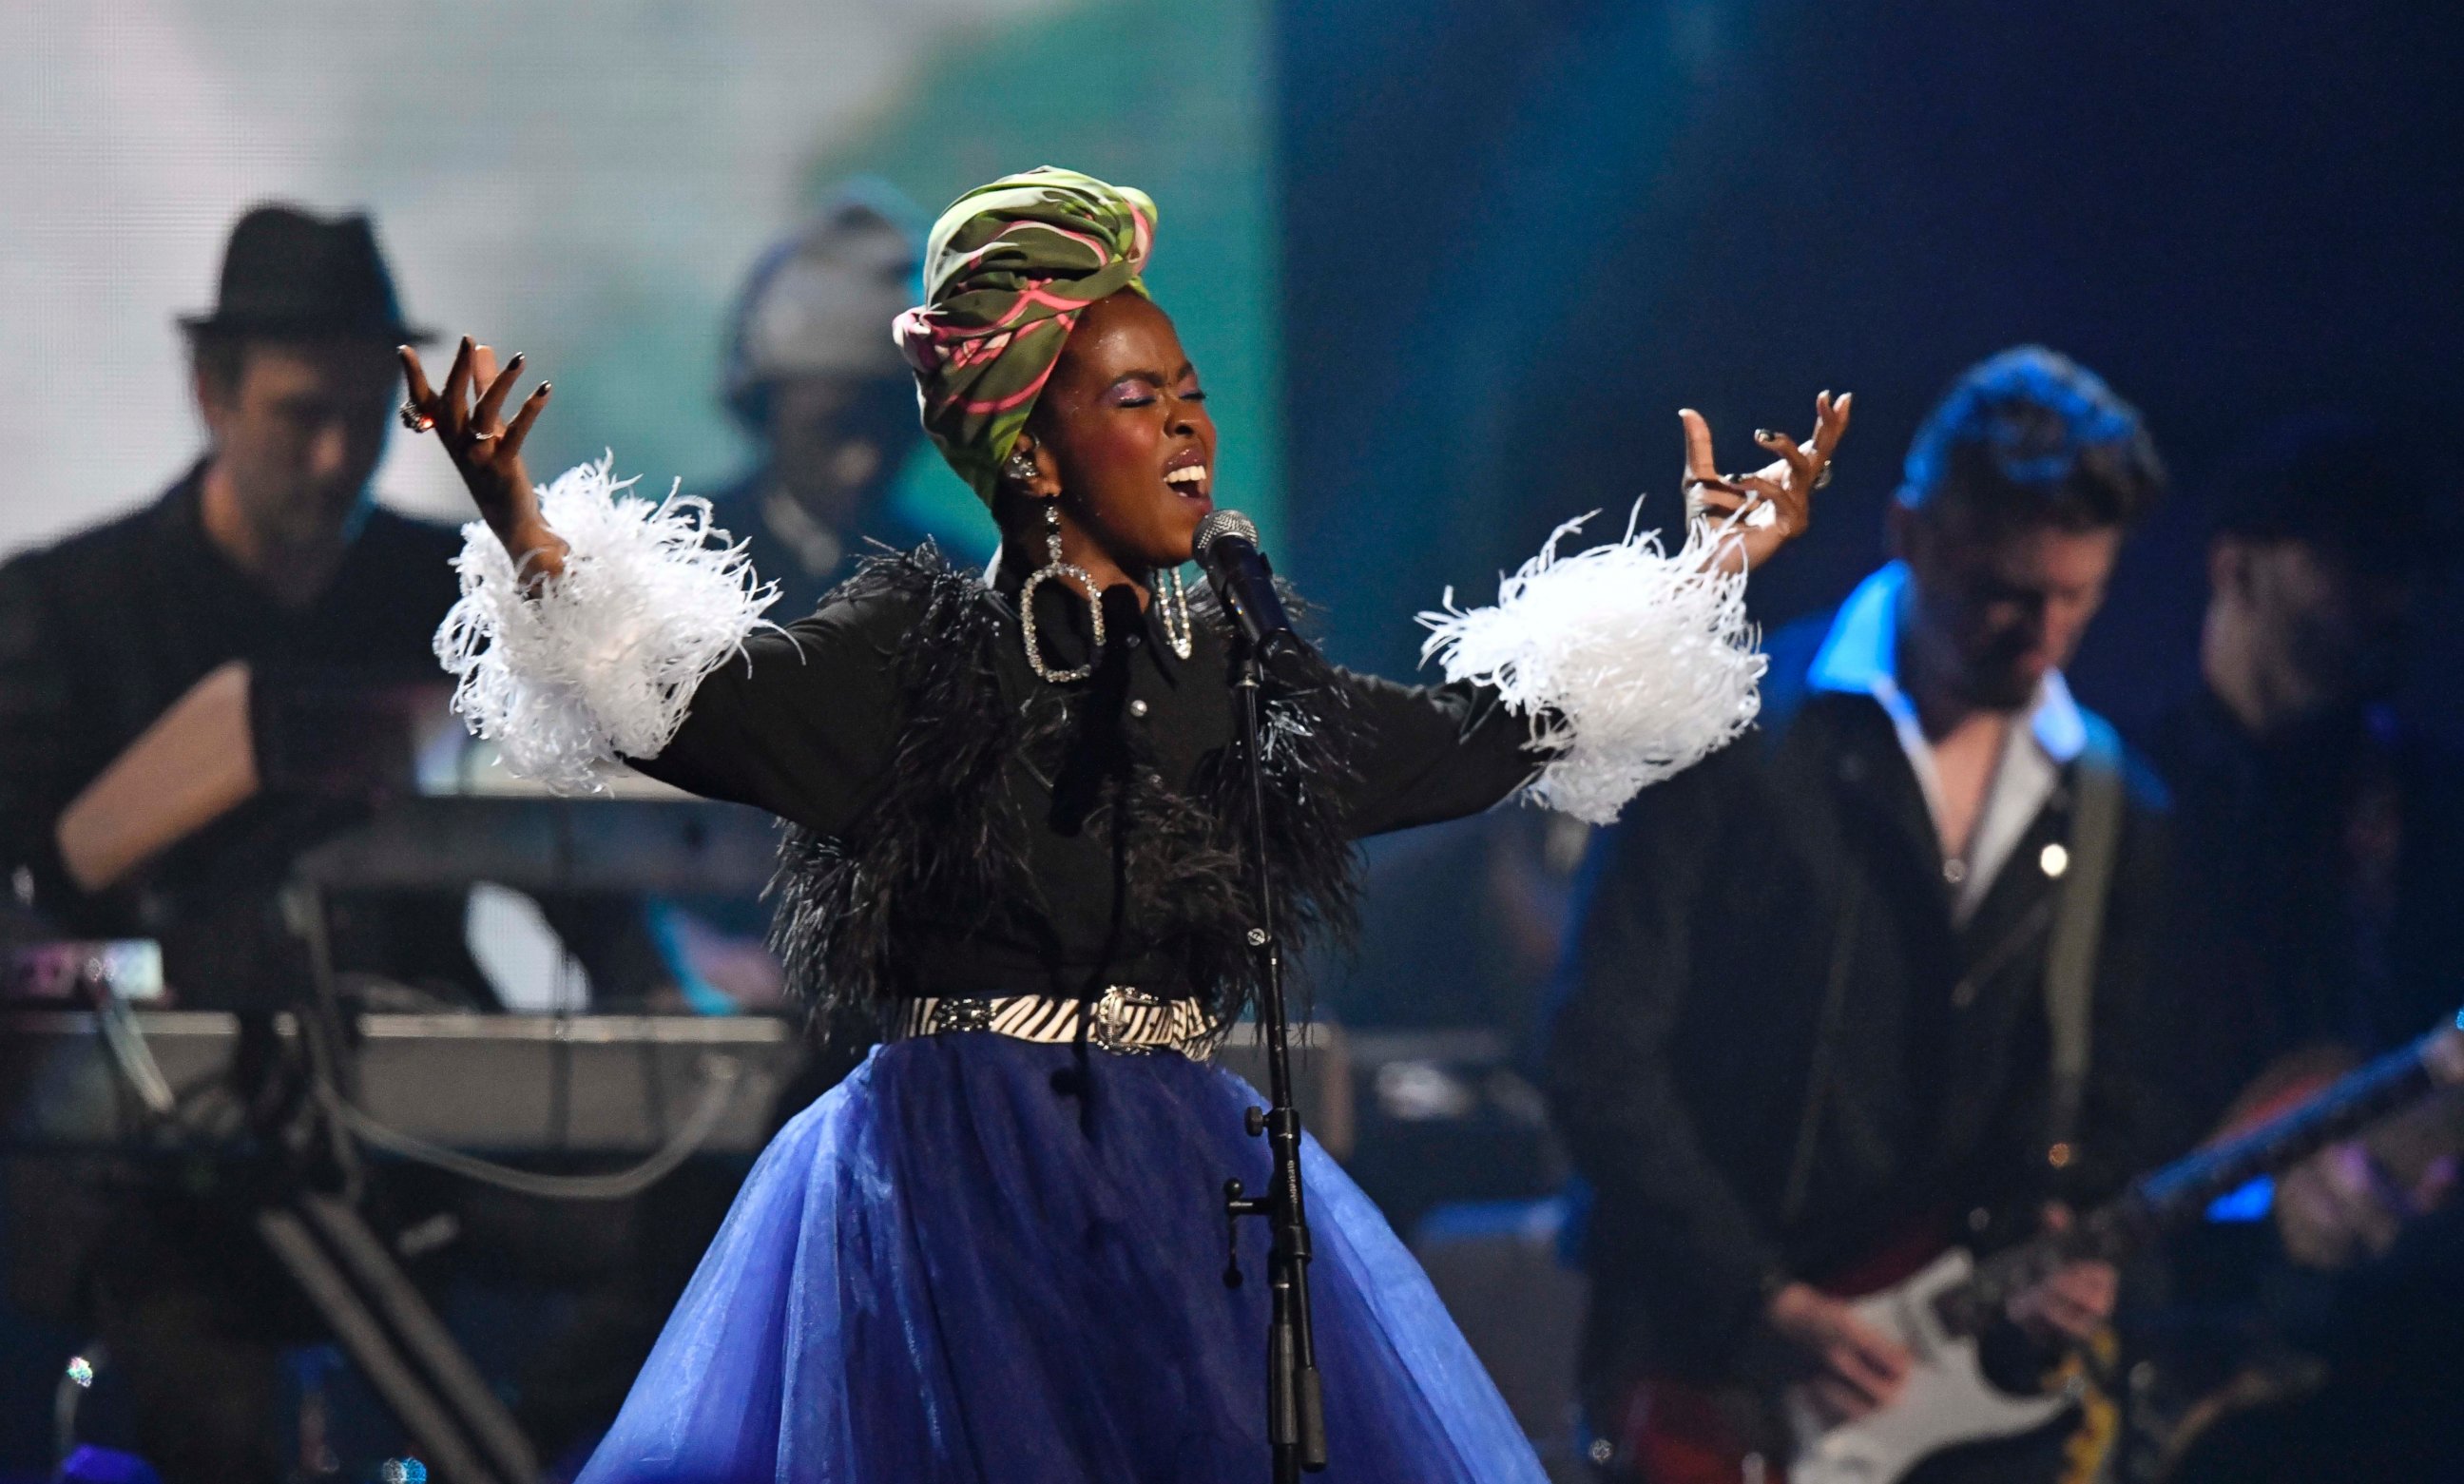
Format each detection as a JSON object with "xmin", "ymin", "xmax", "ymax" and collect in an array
[
  {"xmin": 469, "ymin": 429, "xmax": 501, "ymax": 443},
  {"xmin": 1813, "ymin": 463, "xmax": 1835, "ymax": 490},
  {"xmin": 397, "ymin": 398, "xmax": 435, "ymax": 434}
]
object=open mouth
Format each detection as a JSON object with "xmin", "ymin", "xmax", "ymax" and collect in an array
[{"xmin": 1163, "ymin": 450, "xmax": 1210, "ymax": 502}]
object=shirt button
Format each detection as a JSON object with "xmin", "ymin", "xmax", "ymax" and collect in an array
[
  {"xmin": 2039, "ymin": 842, "xmax": 2070, "ymax": 878},
  {"xmin": 1127, "ymin": 699, "xmax": 1149, "ymax": 719},
  {"xmin": 1942, "ymin": 858, "xmax": 1968, "ymax": 886}
]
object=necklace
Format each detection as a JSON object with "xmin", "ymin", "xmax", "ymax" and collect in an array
[{"xmin": 1156, "ymin": 567, "xmax": 1194, "ymax": 660}]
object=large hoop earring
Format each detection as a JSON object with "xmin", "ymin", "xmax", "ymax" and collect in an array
[
  {"xmin": 1020, "ymin": 502, "xmax": 1104, "ymax": 684},
  {"xmin": 1155, "ymin": 567, "xmax": 1194, "ymax": 661}
]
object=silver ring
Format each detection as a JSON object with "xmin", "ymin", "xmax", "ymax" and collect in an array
[
  {"xmin": 397, "ymin": 399, "xmax": 434, "ymax": 434},
  {"xmin": 469, "ymin": 429, "xmax": 500, "ymax": 443},
  {"xmin": 1813, "ymin": 463, "xmax": 1835, "ymax": 490}
]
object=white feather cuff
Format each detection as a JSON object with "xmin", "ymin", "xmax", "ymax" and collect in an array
[
  {"xmin": 433, "ymin": 455, "xmax": 777, "ymax": 793},
  {"xmin": 1418, "ymin": 505, "xmax": 1764, "ymax": 824}
]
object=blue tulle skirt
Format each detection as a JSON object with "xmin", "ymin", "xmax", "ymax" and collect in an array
[{"xmin": 575, "ymin": 1032, "xmax": 1547, "ymax": 1483}]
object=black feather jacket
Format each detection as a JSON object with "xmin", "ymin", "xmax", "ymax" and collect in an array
[{"xmin": 631, "ymin": 547, "xmax": 1541, "ymax": 1035}]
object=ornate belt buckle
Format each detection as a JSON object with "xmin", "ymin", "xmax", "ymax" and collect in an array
[
  {"xmin": 1089, "ymin": 985, "xmax": 1164, "ymax": 1055},
  {"xmin": 934, "ymin": 996, "xmax": 997, "ymax": 1034}
]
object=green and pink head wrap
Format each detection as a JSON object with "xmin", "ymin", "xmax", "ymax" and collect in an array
[{"xmin": 893, "ymin": 167, "xmax": 1157, "ymax": 506}]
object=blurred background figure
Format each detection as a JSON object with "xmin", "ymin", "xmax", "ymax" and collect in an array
[
  {"xmin": 0, "ymin": 203, "xmax": 685, "ymax": 1484},
  {"xmin": 0, "ymin": 201, "xmax": 675, "ymax": 1016},
  {"xmin": 2146, "ymin": 415, "xmax": 2464, "ymax": 1479},
  {"xmin": 0, "ymin": 202, "xmax": 455, "ymax": 1484},
  {"xmin": 634, "ymin": 183, "xmax": 937, "ymax": 1041},
  {"xmin": 0, "ymin": 203, "xmax": 480, "ymax": 1008},
  {"xmin": 2158, "ymin": 416, "xmax": 2464, "ymax": 1118},
  {"xmin": 706, "ymin": 182, "xmax": 934, "ymax": 618}
]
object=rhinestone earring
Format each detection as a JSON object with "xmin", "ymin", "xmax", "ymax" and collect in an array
[{"xmin": 1020, "ymin": 502, "xmax": 1104, "ymax": 684}]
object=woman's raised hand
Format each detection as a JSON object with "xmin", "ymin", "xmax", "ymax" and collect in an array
[
  {"xmin": 399, "ymin": 336, "xmax": 567, "ymax": 581},
  {"xmin": 1680, "ymin": 391, "xmax": 1852, "ymax": 575}
]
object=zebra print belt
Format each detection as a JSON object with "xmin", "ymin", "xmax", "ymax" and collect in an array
[{"xmin": 889, "ymin": 987, "xmax": 1219, "ymax": 1059}]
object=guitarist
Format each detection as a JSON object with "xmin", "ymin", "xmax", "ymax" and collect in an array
[
  {"xmin": 1550, "ymin": 347, "xmax": 2177, "ymax": 1482},
  {"xmin": 2149, "ymin": 415, "xmax": 2464, "ymax": 1478}
]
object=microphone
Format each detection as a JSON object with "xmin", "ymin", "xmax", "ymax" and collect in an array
[{"xmin": 1192, "ymin": 510, "xmax": 1301, "ymax": 658}]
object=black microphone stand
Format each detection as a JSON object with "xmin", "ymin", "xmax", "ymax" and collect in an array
[{"xmin": 1221, "ymin": 638, "xmax": 1329, "ymax": 1480}]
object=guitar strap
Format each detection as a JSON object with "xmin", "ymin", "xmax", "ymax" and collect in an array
[{"xmin": 2043, "ymin": 712, "xmax": 2124, "ymax": 1152}]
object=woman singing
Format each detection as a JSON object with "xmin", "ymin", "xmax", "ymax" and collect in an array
[{"xmin": 400, "ymin": 167, "xmax": 1845, "ymax": 1483}]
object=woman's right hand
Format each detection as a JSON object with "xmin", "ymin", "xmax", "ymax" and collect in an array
[{"xmin": 399, "ymin": 336, "xmax": 567, "ymax": 582}]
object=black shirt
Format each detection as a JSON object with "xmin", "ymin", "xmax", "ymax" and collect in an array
[
  {"xmin": 2150, "ymin": 688, "xmax": 2464, "ymax": 1129},
  {"xmin": 632, "ymin": 558, "xmax": 1545, "ymax": 997},
  {"xmin": 0, "ymin": 464, "xmax": 479, "ymax": 1002}
]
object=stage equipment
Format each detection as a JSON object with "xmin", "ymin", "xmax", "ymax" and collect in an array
[{"xmin": 1207, "ymin": 510, "xmax": 1328, "ymax": 1480}]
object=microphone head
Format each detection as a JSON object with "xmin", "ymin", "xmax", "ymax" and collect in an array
[{"xmin": 1193, "ymin": 508, "xmax": 1260, "ymax": 564}]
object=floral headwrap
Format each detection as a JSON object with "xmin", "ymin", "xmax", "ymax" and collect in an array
[{"xmin": 892, "ymin": 167, "xmax": 1157, "ymax": 506}]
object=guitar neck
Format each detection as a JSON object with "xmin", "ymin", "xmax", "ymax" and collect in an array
[
  {"xmin": 1943, "ymin": 1016, "xmax": 2460, "ymax": 1336},
  {"xmin": 2130, "ymin": 1032, "xmax": 2448, "ymax": 1225}
]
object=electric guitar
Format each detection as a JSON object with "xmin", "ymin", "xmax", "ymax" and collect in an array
[{"xmin": 1619, "ymin": 1012, "xmax": 2464, "ymax": 1484}]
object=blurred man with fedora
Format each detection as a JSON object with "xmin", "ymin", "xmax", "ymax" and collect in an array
[
  {"xmin": 0, "ymin": 201, "xmax": 723, "ymax": 1480},
  {"xmin": 0, "ymin": 202, "xmax": 473, "ymax": 1484},
  {"xmin": 0, "ymin": 202, "xmax": 491, "ymax": 996},
  {"xmin": 0, "ymin": 200, "xmax": 691, "ymax": 1010}
]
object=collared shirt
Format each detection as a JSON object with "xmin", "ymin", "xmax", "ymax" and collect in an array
[{"xmin": 1807, "ymin": 562, "xmax": 2086, "ymax": 924}]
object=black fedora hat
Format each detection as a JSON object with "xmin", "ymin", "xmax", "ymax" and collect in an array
[{"xmin": 180, "ymin": 202, "xmax": 434, "ymax": 343}]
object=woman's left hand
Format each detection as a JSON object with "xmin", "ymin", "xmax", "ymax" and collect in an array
[{"xmin": 1681, "ymin": 391, "xmax": 1852, "ymax": 575}]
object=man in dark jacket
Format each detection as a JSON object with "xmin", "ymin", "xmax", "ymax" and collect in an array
[
  {"xmin": 1551, "ymin": 347, "xmax": 2176, "ymax": 1482},
  {"xmin": 2149, "ymin": 416, "xmax": 2464, "ymax": 1479}
]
